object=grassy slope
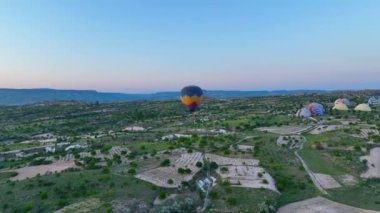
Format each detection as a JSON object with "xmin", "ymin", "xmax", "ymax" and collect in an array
[
  {"xmin": 299, "ymin": 130, "xmax": 380, "ymax": 211},
  {"xmin": 0, "ymin": 169, "xmax": 158, "ymax": 212}
]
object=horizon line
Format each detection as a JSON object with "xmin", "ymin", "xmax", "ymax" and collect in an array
[{"xmin": 1, "ymin": 87, "xmax": 379, "ymax": 94}]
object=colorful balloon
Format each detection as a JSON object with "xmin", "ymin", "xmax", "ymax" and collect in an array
[
  {"xmin": 306, "ymin": 102, "xmax": 325, "ymax": 116},
  {"xmin": 180, "ymin": 85, "xmax": 204, "ymax": 112},
  {"xmin": 296, "ymin": 107, "xmax": 311, "ymax": 118},
  {"xmin": 333, "ymin": 103, "xmax": 348, "ymax": 111},
  {"xmin": 334, "ymin": 98, "xmax": 350, "ymax": 106},
  {"xmin": 368, "ymin": 96, "xmax": 380, "ymax": 107}
]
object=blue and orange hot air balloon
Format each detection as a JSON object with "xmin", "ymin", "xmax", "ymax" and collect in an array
[
  {"xmin": 180, "ymin": 85, "xmax": 204, "ymax": 112},
  {"xmin": 306, "ymin": 102, "xmax": 325, "ymax": 117}
]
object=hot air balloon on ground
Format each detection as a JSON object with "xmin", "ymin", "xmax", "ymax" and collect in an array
[
  {"xmin": 296, "ymin": 107, "xmax": 311, "ymax": 118},
  {"xmin": 306, "ymin": 103, "xmax": 325, "ymax": 116},
  {"xmin": 368, "ymin": 96, "xmax": 380, "ymax": 107},
  {"xmin": 295, "ymin": 108, "xmax": 311, "ymax": 118},
  {"xmin": 333, "ymin": 103, "xmax": 348, "ymax": 111},
  {"xmin": 335, "ymin": 98, "xmax": 350, "ymax": 106},
  {"xmin": 355, "ymin": 103, "xmax": 372, "ymax": 112},
  {"xmin": 180, "ymin": 85, "xmax": 204, "ymax": 112}
]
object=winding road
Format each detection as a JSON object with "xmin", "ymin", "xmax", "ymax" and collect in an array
[{"xmin": 294, "ymin": 141, "xmax": 329, "ymax": 195}]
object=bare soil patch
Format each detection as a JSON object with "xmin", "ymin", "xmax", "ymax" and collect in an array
[
  {"xmin": 10, "ymin": 160, "xmax": 77, "ymax": 181},
  {"xmin": 360, "ymin": 147, "xmax": 380, "ymax": 178},
  {"xmin": 136, "ymin": 152, "xmax": 203, "ymax": 188},
  {"xmin": 55, "ymin": 198, "xmax": 102, "ymax": 213},
  {"xmin": 310, "ymin": 125, "xmax": 346, "ymax": 135},
  {"xmin": 257, "ymin": 125, "xmax": 312, "ymax": 135},
  {"xmin": 205, "ymin": 153, "xmax": 259, "ymax": 166},
  {"xmin": 337, "ymin": 174, "xmax": 358, "ymax": 186},
  {"xmin": 277, "ymin": 196, "xmax": 379, "ymax": 213},
  {"xmin": 206, "ymin": 154, "xmax": 278, "ymax": 193},
  {"xmin": 314, "ymin": 173, "xmax": 342, "ymax": 189}
]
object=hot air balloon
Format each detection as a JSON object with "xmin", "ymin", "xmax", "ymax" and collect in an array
[
  {"xmin": 180, "ymin": 85, "xmax": 204, "ymax": 112},
  {"xmin": 333, "ymin": 103, "xmax": 348, "ymax": 111},
  {"xmin": 306, "ymin": 103, "xmax": 325, "ymax": 116},
  {"xmin": 355, "ymin": 104, "xmax": 372, "ymax": 112},
  {"xmin": 296, "ymin": 108, "xmax": 312, "ymax": 118},
  {"xmin": 368, "ymin": 96, "xmax": 380, "ymax": 107},
  {"xmin": 334, "ymin": 98, "xmax": 350, "ymax": 106}
]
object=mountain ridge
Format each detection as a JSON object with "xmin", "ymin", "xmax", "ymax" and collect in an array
[{"xmin": 0, "ymin": 88, "xmax": 329, "ymax": 105}]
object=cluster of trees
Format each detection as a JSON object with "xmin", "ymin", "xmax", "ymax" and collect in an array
[{"xmin": 178, "ymin": 167, "xmax": 192, "ymax": 174}]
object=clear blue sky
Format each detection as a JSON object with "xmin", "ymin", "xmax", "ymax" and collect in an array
[{"xmin": 0, "ymin": 0, "xmax": 379, "ymax": 92}]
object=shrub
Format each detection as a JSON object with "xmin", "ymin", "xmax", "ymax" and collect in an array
[
  {"xmin": 167, "ymin": 179, "xmax": 174, "ymax": 184},
  {"xmin": 39, "ymin": 191, "xmax": 48, "ymax": 200},
  {"xmin": 30, "ymin": 159, "xmax": 53, "ymax": 166},
  {"xmin": 159, "ymin": 191, "xmax": 167, "ymax": 200},
  {"xmin": 226, "ymin": 197, "xmax": 237, "ymax": 206},
  {"xmin": 148, "ymin": 183, "xmax": 157, "ymax": 190},
  {"xmin": 195, "ymin": 161, "xmax": 203, "ymax": 168},
  {"xmin": 210, "ymin": 162, "xmax": 218, "ymax": 170},
  {"xmin": 129, "ymin": 161, "xmax": 138, "ymax": 168},
  {"xmin": 102, "ymin": 167, "xmax": 110, "ymax": 174},
  {"xmin": 22, "ymin": 202, "xmax": 32, "ymax": 212},
  {"xmin": 128, "ymin": 168, "xmax": 136, "ymax": 175},
  {"xmin": 178, "ymin": 167, "xmax": 185, "ymax": 174},
  {"xmin": 2, "ymin": 203, "xmax": 8, "ymax": 210},
  {"xmin": 220, "ymin": 167, "xmax": 229, "ymax": 172},
  {"xmin": 209, "ymin": 191, "xmax": 218, "ymax": 200},
  {"xmin": 160, "ymin": 159, "xmax": 170, "ymax": 167}
]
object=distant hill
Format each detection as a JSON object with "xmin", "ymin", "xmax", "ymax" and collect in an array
[{"xmin": 0, "ymin": 88, "xmax": 327, "ymax": 106}]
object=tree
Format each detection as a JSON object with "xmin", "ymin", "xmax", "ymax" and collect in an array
[
  {"xmin": 178, "ymin": 168, "xmax": 185, "ymax": 174},
  {"xmin": 22, "ymin": 202, "xmax": 32, "ymax": 212},
  {"xmin": 148, "ymin": 183, "xmax": 157, "ymax": 190},
  {"xmin": 159, "ymin": 191, "xmax": 167, "ymax": 200},
  {"xmin": 39, "ymin": 191, "xmax": 48, "ymax": 200},
  {"xmin": 226, "ymin": 197, "xmax": 237, "ymax": 206},
  {"xmin": 210, "ymin": 161, "xmax": 218, "ymax": 170},
  {"xmin": 102, "ymin": 167, "xmax": 110, "ymax": 174},
  {"xmin": 160, "ymin": 159, "xmax": 170, "ymax": 167},
  {"xmin": 128, "ymin": 168, "xmax": 136, "ymax": 175},
  {"xmin": 220, "ymin": 167, "xmax": 229, "ymax": 172},
  {"xmin": 2, "ymin": 203, "xmax": 8, "ymax": 210},
  {"xmin": 195, "ymin": 161, "xmax": 203, "ymax": 168},
  {"xmin": 167, "ymin": 179, "xmax": 174, "ymax": 184},
  {"xmin": 209, "ymin": 191, "xmax": 218, "ymax": 200},
  {"xmin": 129, "ymin": 161, "xmax": 138, "ymax": 168},
  {"xmin": 113, "ymin": 154, "xmax": 121, "ymax": 164}
]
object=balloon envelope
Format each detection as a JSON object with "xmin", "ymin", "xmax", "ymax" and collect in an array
[
  {"xmin": 368, "ymin": 96, "xmax": 380, "ymax": 107},
  {"xmin": 355, "ymin": 103, "xmax": 372, "ymax": 112},
  {"xmin": 333, "ymin": 103, "xmax": 348, "ymax": 111},
  {"xmin": 296, "ymin": 108, "xmax": 311, "ymax": 118},
  {"xmin": 306, "ymin": 103, "xmax": 325, "ymax": 116},
  {"xmin": 180, "ymin": 85, "xmax": 204, "ymax": 112},
  {"xmin": 335, "ymin": 98, "xmax": 350, "ymax": 106}
]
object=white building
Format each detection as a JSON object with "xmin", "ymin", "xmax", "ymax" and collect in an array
[
  {"xmin": 65, "ymin": 144, "xmax": 87, "ymax": 152},
  {"xmin": 123, "ymin": 126, "xmax": 146, "ymax": 132},
  {"xmin": 45, "ymin": 146, "xmax": 56, "ymax": 153},
  {"xmin": 161, "ymin": 134, "xmax": 192, "ymax": 141}
]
